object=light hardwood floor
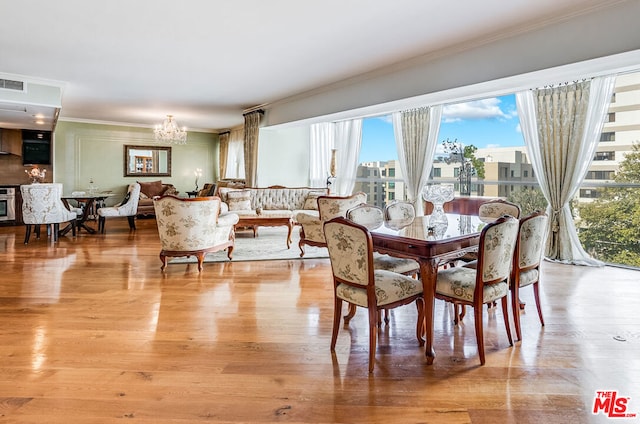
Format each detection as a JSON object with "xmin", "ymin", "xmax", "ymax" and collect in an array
[{"xmin": 0, "ymin": 218, "xmax": 638, "ymax": 423}]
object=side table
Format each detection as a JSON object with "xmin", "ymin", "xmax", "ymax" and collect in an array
[{"xmin": 186, "ymin": 190, "xmax": 198, "ymax": 198}]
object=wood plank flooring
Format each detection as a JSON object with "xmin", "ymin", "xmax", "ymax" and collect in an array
[{"xmin": 0, "ymin": 218, "xmax": 639, "ymax": 423}]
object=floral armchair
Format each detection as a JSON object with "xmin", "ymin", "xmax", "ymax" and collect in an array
[
  {"xmin": 153, "ymin": 195, "xmax": 239, "ymax": 272},
  {"xmin": 295, "ymin": 192, "xmax": 367, "ymax": 257},
  {"xmin": 20, "ymin": 183, "xmax": 80, "ymax": 244},
  {"xmin": 478, "ymin": 199, "xmax": 521, "ymax": 222},
  {"xmin": 97, "ymin": 183, "xmax": 141, "ymax": 234}
]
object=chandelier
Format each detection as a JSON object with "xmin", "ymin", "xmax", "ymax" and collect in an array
[{"xmin": 154, "ymin": 115, "xmax": 187, "ymax": 144}]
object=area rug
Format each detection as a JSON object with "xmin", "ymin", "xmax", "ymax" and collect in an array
[{"xmin": 168, "ymin": 225, "xmax": 328, "ymax": 264}]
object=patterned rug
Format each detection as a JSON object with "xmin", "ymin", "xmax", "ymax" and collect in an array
[{"xmin": 168, "ymin": 225, "xmax": 328, "ymax": 264}]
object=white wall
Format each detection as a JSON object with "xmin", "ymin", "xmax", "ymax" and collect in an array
[
  {"xmin": 256, "ymin": 125, "xmax": 310, "ymax": 187},
  {"xmin": 263, "ymin": 0, "xmax": 640, "ymax": 128}
]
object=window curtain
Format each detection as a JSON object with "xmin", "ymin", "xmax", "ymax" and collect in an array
[
  {"xmin": 333, "ymin": 119, "xmax": 362, "ymax": 196},
  {"xmin": 392, "ymin": 105, "xmax": 443, "ymax": 216},
  {"xmin": 218, "ymin": 131, "xmax": 230, "ymax": 179},
  {"xmin": 309, "ymin": 122, "xmax": 334, "ymax": 188},
  {"xmin": 225, "ymin": 128, "xmax": 245, "ymax": 179},
  {"xmin": 515, "ymin": 76, "xmax": 616, "ymax": 266},
  {"xmin": 243, "ymin": 110, "xmax": 263, "ymax": 187}
]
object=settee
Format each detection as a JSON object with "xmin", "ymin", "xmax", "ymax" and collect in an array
[
  {"xmin": 135, "ymin": 180, "xmax": 179, "ymax": 216},
  {"xmin": 217, "ymin": 185, "xmax": 327, "ymax": 248}
]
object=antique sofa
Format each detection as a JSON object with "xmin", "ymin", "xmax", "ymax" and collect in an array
[
  {"xmin": 217, "ymin": 185, "xmax": 327, "ymax": 248},
  {"xmin": 135, "ymin": 180, "xmax": 179, "ymax": 217}
]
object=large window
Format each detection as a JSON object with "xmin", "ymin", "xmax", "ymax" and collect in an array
[{"xmin": 355, "ymin": 74, "xmax": 640, "ymax": 268}]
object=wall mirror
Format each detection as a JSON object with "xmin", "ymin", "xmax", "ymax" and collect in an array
[{"xmin": 124, "ymin": 145, "xmax": 172, "ymax": 177}]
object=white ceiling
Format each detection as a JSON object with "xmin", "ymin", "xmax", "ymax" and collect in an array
[{"xmin": 0, "ymin": 0, "xmax": 617, "ymax": 133}]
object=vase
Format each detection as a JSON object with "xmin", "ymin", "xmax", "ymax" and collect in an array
[{"xmin": 422, "ymin": 184, "xmax": 455, "ymax": 238}]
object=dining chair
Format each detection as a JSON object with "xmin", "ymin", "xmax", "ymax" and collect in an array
[
  {"xmin": 434, "ymin": 214, "xmax": 519, "ymax": 365},
  {"xmin": 346, "ymin": 203, "xmax": 421, "ymax": 326},
  {"xmin": 323, "ymin": 217, "xmax": 424, "ymax": 373},
  {"xmin": 296, "ymin": 192, "xmax": 367, "ymax": 257},
  {"xmin": 97, "ymin": 183, "xmax": 141, "ymax": 234},
  {"xmin": 478, "ymin": 199, "xmax": 521, "ymax": 222},
  {"xmin": 20, "ymin": 183, "xmax": 80, "ymax": 244},
  {"xmin": 511, "ymin": 210, "xmax": 548, "ymax": 341},
  {"xmin": 153, "ymin": 195, "xmax": 239, "ymax": 272},
  {"xmin": 384, "ymin": 201, "xmax": 416, "ymax": 221}
]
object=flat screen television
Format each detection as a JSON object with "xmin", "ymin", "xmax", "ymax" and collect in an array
[{"xmin": 22, "ymin": 130, "xmax": 52, "ymax": 165}]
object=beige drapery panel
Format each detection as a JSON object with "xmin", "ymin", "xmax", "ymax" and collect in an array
[
  {"xmin": 243, "ymin": 110, "xmax": 263, "ymax": 187},
  {"xmin": 218, "ymin": 131, "xmax": 230, "ymax": 179},
  {"xmin": 392, "ymin": 106, "xmax": 442, "ymax": 216},
  {"xmin": 516, "ymin": 76, "xmax": 615, "ymax": 265}
]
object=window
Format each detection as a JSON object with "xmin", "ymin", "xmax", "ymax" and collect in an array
[
  {"xmin": 585, "ymin": 170, "xmax": 615, "ymax": 180},
  {"xmin": 388, "ymin": 168, "xmax": 395, "ymax": 177},
  {"xmin": 606, "ymin": 112, "xmax": 616, "ymax": 123},
  {"xmin": 388, "ymin": 182, "xmax": 395, "ymax": 189},
  {"xmin": 388, "ymin": 192, "xmax": 395, "ymax": 200},
  {"xmin": 580, "ymin": 188, "xmax": 601, "ymax": 198},
  {"xmin": 510, "ymin": 170, "xmax": 515, "ymax": 178},
  {"xmin": 600, "ymin": 132, "xmax": 615, "ymax": 142},
  {"xmin": 594, "ymin": 151, "xmax": 615, "ymax": 161},
  {"xmin": 524, "ymin": 170, "xmax": 528, "ymax": 177},
  {"xmin": 432, "ymin": 167, "xmax": 441, "ymax": 178}
]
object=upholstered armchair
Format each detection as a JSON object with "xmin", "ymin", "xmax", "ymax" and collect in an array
[
  {"xmin": 435, "ymin": 215, "xmax": 519, "ymax": 365},
  {"xmin": 296, "ymin": 192, "xmax": 367, "ymax": 257},
  {"xmin": 97, "ymin": 183, "xmax": 141, "ymax": 234},
  {"xmin": 153, "ymin": 195, "xmax": 239, "ymax": 272},
  {"xmin": 511, "ymin": 210, "xmax": 548, "ymax": 341},
  {"xmin": 324, "ymin": 217, "xmax": 424, "ymax": 373},
  {"xmin": 21, "ymin": 183, "xmax": 80, "ymax": 244}
]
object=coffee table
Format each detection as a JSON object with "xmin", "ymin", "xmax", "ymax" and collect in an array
[{"xmin": 235, "ymin": 216, "xmax": 294, "ymax": 249}]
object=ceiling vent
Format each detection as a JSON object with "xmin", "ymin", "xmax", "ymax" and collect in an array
[{"xmin": 0, "ymin": 78, "xmax": 25, "ymax": 92}]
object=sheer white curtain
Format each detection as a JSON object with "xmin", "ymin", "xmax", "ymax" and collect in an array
[
  {"xmin": 309, "ymin": 122, "xmax": 334, "ymax": 188},
  {"xmin": 516, "ymin": 76, "xmax": 615, "ymax": 266},
  {"xmin": 225, "ymin": 128, "xmax": 245, "ymax": 179},
  {"xmin": 333, "ymin": 119, "xmax": 362, "ymax": 196},
  {"xmin": 392, "ymin": 105, "xmax": 442, "ymax": 215}
]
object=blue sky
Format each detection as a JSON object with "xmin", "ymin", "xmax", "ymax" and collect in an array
[{"xmin": 359, "ymin": 94, "xmax": 525, "ymax": 163}]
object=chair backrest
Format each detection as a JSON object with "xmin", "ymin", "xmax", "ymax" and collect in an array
[
  {"xmin": 153, "ymin": 195, "xmax": 221, "ymax": 251},
  {"xmin": 478, "ymin": 199, "xmax": 521, "ymax": 222},
  {"xmin": 318, "ymin": 192, "xmax": 367, "ymax": 221},
  {"xmin": 117, "ymin": 183, "xmax": 141, "ymax": 215},
  {"xmin": 346, "ymin": 204, "xmax": 384, "ymax": 230},
  {"xmin": 20, "ymin": 183, "xmax": 74, "ymax": 225},
  {"xmin": 323, "ymin": 217, "xmax": 373, "ymax": 287},
  {"xmin": 477, "ymin": 215, "xmax": 519, "ymax": 284},
  {"xmin": 384, "ymin": 201, "xmax": 416, "ymax": 221},
  {"xmin": 197, "ymin": 183, "xmax": 217, "ymax": 197},
  {"xmin": 516, "ymin": 210, "xmax": 548, "ymax": 271}
]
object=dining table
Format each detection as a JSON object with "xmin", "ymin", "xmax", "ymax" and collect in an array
[
  {"xmin": 370, "ymin": 213, "xmax": 485, "ymax": 364},
  {"xmin": 61, "ymin": 192, "xmax": 117, "ymax": 234}
]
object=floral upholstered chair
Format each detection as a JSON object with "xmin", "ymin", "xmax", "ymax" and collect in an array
[
  {"xmin": 153, "ymin": 195, "xmax": 239, "ymax": 272},
  {"xmin": 97, "ymin": 183, "xmax": 141, "ymax": 234},
  {"xmin": 346, "ymin": 203, "xmax": 421, "ymax": 326},
  {"xmin": 434, "ymin": 215, "xmax": 518, "ymax": 365},
  {"xmin": 323, "ymin": 217, "xmax": 424, "ymax": 373},
  {"xmin": 511, "ymin": 210, "xmax": 548, "ymax": 341},
  {"xmin": 21, "ymin": 183, "xmax": 80, "ymax": 244},
  {"xmin": 296, "ymin": 192, "xmax": 367, "ymax": 257},
  {"xmin": 478, "ymin": 199, "xmax": 521, "ymax": 223},
  {"xmin": 384, "ymin": 201, "xmax": 416, "ymax": 221}
]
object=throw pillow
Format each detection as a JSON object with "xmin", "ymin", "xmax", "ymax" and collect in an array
[
  {"xmin": 120, "ymin": 191, "xmax": 131, "ymax": 206},
  {"xmin": 227, "ymin": 190, "xmax": 252, "ymax": 211},
  {"xmin": 138, "ymin": 180, "xmax": 164, "ymax": 198},
  {"xmin": 303, "ymin": 192, "xmax": 324, "ymax": 210}
]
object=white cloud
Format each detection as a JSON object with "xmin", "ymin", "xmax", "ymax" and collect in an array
[
  {"xmin": 515, "ymin": 123, "xmax": 522, "ymax": 133},
  {"xmin": 442, "ymin": 98, "xmax": 511, "ymax": 123}
]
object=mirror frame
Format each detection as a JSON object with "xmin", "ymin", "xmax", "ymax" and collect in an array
[{"xmin": 123, "ymin": 145, "xmax": 172, "ymax": 177}]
